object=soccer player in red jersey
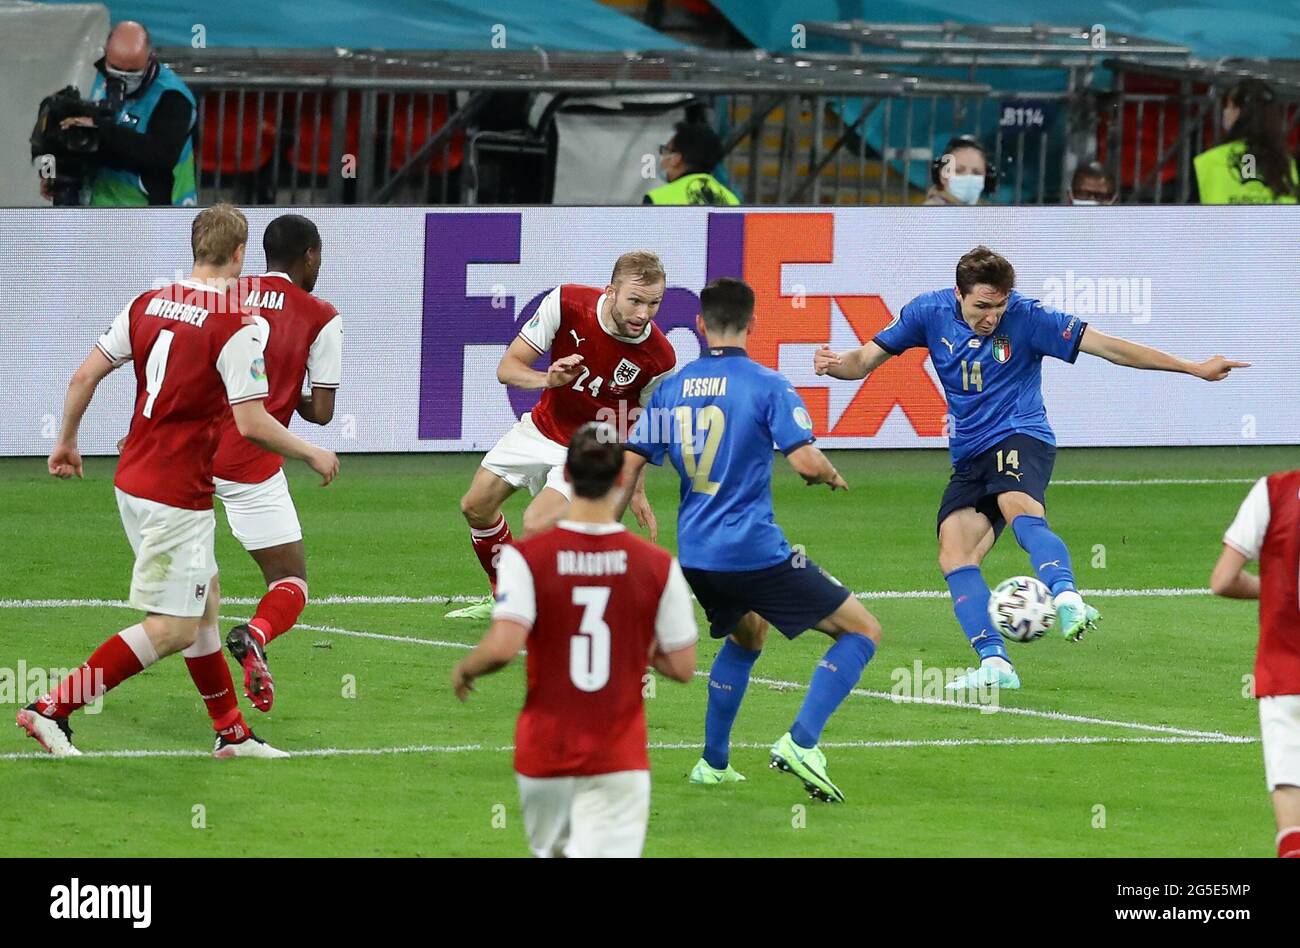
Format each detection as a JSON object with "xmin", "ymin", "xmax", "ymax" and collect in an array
[
  {"xmin": 212, "ymin": 214, "xmax": 342, "ymax": 712},
  {"xmin": 452, "ymin": 424, "xmax": 698, "ymax": 857},
  {"xmin": 448, "ymin": 251, "xmax": 678, "ymax": 621},
  {"xmin": 19, "ymin": 205, "xmax": 339, "ymax": 759},
  {"xmin": 1212, "ymin": 471, "xmax": 1300, "ymax": 858}
]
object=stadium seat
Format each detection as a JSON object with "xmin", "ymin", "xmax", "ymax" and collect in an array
[
  {"xmin": 388, "ymin": 93, "xmax": 465, "ymax": 174},
  {"xmin": 289, "ymin": 91, "xmax": 362, "ymax": 177},
  {"xmin": 198, "ymin": 92, "xmax": 279, "ymax": 174},
  {"xmin": 1097, "ymin": 73, "xmax": 1213, "ymax": 192}
]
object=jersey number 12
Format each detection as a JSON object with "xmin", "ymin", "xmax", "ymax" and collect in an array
[{"xmin": 674, "ymin": 405, "xmax": 726, "ymax": 495}]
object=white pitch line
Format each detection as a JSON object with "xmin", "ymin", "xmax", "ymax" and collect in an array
[
  {"xmin": 0, "ymin": 733, "xmax": 1255, "ymax": 762},
  {"xmin": 1053, "ymin": 478, "xmax": 1254, "ymax": 486},
  {"xmin": 0, "ymin": 586, "xmax": 1215, "ymax": 610},
  {"xmin": 265, "ymin": 621, "xmax": 1246, "ymax": 742},
  {"xmin": 227, "ymin": 617, "xmax": 473, "ymax": 651},
  {"xmin": 1, "ymin": 598, "xmax": 1247, "ymax": 742},
  {"xmin": 739, "ymin": 674, "xmax": 1241, "ymax": 741}
]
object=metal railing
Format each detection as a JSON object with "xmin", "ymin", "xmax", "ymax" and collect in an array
[
  {"xmin": 160, "ymin": 43, "xmax": 1298, "ymax": 207},
  {"xmin": 1102, "ymin": 58, "xmax": 1300, "ymax": 202}
]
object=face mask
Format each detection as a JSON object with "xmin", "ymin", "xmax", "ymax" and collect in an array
[
  {"xmin": 105, "ymin": 64, "xmax": 147, "ymax": 95},
  {"xmin": 947, "ymin": 174, "xmax": 984, "ymax": 205}
]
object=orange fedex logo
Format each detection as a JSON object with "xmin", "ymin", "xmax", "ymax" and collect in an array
[{"xmin": 706, "ymin": 212, "xmax": 946, "ymax": 438}]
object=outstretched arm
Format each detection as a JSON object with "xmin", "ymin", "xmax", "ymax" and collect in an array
[
  {"xmin": 1078, "ymin": 328, "xmax": 1250, "ymax": 381},
  {"xmin": 813, "ymin": 340, "xmax": 894, "ymax": 381}
]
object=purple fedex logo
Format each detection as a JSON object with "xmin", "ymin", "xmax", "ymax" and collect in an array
[{"xmin": 419, "ymin": 213, "xmax": 711, "ymax": 440}]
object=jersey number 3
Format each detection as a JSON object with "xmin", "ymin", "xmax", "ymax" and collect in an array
[{"xmin": 569, "ymin": 586, "xmax": 611, "ymax": 692}]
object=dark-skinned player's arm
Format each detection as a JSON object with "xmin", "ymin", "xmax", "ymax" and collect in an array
[
  {"xmin": 496, "ymin": 336, "xmax": 584, "ymax": 390},
  {"xmin": 297, "ymin": 313, "xmax": 343, "ymax": 423},
  {"xmin": 786, "ymin": 444, "xmax": 848, "ymax": 491},
  {"xmin": 813, "ymin": 340, "xmax": 895, "ymax": 380},
  {"xmin": 296, "ymin": 386, "xmax": 337, "ymax": 424},
  {"xmin": 1078, "ymin": 327, "xmax": 1250, "ymax": 380},
  {"xmin": 49, "ymin": 347, "xmax": 119, "ymax": 479},
  {"xmin": 452, "ymin": 618, "xmax": 529, "ymax": 701}
]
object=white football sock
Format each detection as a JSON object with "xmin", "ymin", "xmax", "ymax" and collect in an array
[{"xmin": 1054, "ymin": 590, "xmax": 1084, "ymax": 610}]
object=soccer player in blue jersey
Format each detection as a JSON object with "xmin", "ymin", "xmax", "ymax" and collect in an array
[
  {"xmin": 815, "ymin": 246, "xmax": 1248, "ymax": 690},
  {"xmin": 619, "ymin": 277, "xmax": 882, "ymax": 803}
]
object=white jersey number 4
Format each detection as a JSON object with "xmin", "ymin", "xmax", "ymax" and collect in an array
[
  {"xmin": 569, "ymin": 586, "xmax": 612, "ymax": 692},
  {"xmin": 141, "ymin": 330, "xmax": 175, "ymax": 419}
]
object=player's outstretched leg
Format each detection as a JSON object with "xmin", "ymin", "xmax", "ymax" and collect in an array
[
  {"xmin": 771, "ymin": 597, "xmax": 881, "ymax": 804},
  {"xmin": 1009, "ymin": 513, "xmax": 1100, "ymax": 642},
  {"xmin": 941, "ymin": 566, "xmax": 1020, "ymax": 691},
  {"xmin": 451, "ymin": 467, "xmax": 517, "ymax": 620},
  {"xmin": 690, "ymin": 615, "xmax": 764, "ymax": 786},
  {"xmin": 938, "ymin": 510, "xmax": 1019, "ymax": 691},
  {"xmin": 16, "ymin": 621, "xmax": 163, "ymax": 756}
]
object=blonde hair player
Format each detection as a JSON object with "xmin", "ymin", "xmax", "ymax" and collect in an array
[{"xmin": 447, "ymin": 251, "xmax": 677, "ymax": 621}]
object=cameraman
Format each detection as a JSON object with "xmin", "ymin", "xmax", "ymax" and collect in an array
[{"xmin": 40, "ymin": 21, "xmax": 197, "ymax": 206}]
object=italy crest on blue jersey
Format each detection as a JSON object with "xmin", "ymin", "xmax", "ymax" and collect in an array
[{"xmin": 873, "ymin": 288, "xmax": 1085, "ymax": 463}]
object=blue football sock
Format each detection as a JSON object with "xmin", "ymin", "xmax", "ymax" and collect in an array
[
  {"xmin": 944, "ymin": 565, "xmax": 1008, "ymax": 662},
  {"xmin": 703, "ymin": 638, "xmax": 761, "ymax": 770},
  {"xmin": 790, "ymin": 633, "xmax": 876, "ymax": 749},
  {"xmin": 1011, "ymin": 515, "xmax": 1078, "ymax": 596}
]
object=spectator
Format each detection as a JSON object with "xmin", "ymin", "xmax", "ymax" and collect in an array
[
  {"xmin": 925, "ymin": 135, "xmax": 991, "ymax": 205},
  {"xmin": 1193, "ymin": 79, "xmax": 1297, "ymax": 204},
  {"xmin": 1066, "ymin": 161, "xmax": 1117, "ymax": 205},
  {"xmin": 645, "ymin": 121, "xmax": 739, "ymax": 205},
  {"xmin": 45, "ymin": 21, "xmax": 198, "ymax": 206}
]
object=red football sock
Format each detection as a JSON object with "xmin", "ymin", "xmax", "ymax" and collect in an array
[
  {"xmin": 246, "ymin": 577, "xmax": 307, "ymax": 648},
  {"xmin": 36, "ymin": 624, "xmax": 156, "ymax": 718},
  {"xmin": 183, "ymin": 648, "xmax": 247, "ymax": 738},
  {"xmin": 470, "ymin": 515, "xmax": 512, "ymax": 591},
  {"xmin": 1278, "ymin": 827, "xmax": 1300, "ymax": 858}
]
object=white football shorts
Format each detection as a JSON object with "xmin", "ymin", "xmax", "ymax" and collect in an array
[
  {"xmin": 214, "ymin": 468, "xmax": 303, "ymax": 552},
  {"xmin": 1260, "ymin": 694, "xmax": 1300, "ymax": 791},
  {"xmin": 515, "ymin": 770, "xmax": 650, "ymax": 858},
  {"xmin": 115, "ymin": 488, "xmax": 217, "ymax": 618},
  {"xmin": 480, "ymin": 412, "xmax": 571, "ymax": 499}
]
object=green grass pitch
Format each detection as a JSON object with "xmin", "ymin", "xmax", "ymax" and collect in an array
[{"xmin": 0, "ymin": 447, "xmax": 1284, "ymax": 857}]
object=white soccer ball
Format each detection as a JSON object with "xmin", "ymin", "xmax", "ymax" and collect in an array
[{"xmin": 987, "ymin": 576, "xmax": 1057, "ymax": 643}]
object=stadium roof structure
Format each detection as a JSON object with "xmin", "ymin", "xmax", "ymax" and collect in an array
[
  {"xmin": 162, "ymin": 47, "xmax": 992, "ymax": 98},
  {"xmin": 42, "ymin": 0, "xmax": 685, "ymax": 51},
  {"xmin": 802, "ymin": 20, "xmax": 1191, "ymax": 70},
  {"xmin": 1104, "ymin": 57, "xmax": 1300, "ymax": 100}
]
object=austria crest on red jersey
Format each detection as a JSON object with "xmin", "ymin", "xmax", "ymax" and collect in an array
[
  {"xmin": 613, "ymin": 358, "xmax": 641, "ymax": 386},
  {"xmin": 992, "ymin": 335, "xmax": 1012, "ymax": 364}
]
